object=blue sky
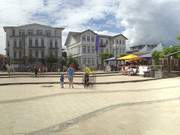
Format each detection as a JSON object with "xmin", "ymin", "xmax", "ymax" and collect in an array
[{"xmin": 0, "ymin": 0, "xmax": 180, "ymax": 54}]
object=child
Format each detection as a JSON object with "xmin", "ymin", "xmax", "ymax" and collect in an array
[{"xmin": 60, "ymin": 73, "xmax": 64, "ymax": 88}]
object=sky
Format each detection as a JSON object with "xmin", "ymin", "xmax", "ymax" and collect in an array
[{"xmin": 0, "ymin": 0, "xmax": 180, "ymax": 54}]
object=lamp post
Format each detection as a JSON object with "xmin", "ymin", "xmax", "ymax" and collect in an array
[{"xmin": 114, "ymin": 44, "xmax": 118, "ymax": 71}]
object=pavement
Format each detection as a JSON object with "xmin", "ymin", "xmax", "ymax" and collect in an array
[
  {"xmin": 0, "ymin": 76, "xmax": 180, "ymax": 135},
  {"xmin": 0, "ymin": 74, "xmax": 154, "ymax": 85}
]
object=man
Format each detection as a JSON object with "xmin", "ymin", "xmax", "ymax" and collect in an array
[{"xmin": 67, "ymin": 65, "xmax": 74, "ymax": 88}]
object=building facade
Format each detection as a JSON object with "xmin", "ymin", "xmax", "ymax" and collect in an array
[
  {"xmin": 65, "ymin": 30, "xmax": 128, "ymax": 69},
  {"xmin": 128, "ymin": 44, "xmax": 158, "ymax": 53},
  {"xmin": 3, "ymin": 23, "xmax": 64, "ymax": 70}
]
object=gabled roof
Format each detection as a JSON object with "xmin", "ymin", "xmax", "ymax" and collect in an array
[
  {"xmin": 113, "ymin": 34, "xmax": 128, "ymax": 40},
  {"xmin": 80, "ymin": 29, "xmax": 97, "ymax": 35}
]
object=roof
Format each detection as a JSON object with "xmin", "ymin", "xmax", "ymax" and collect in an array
[
  {"xmin": 3, "ymin": 23, "xmax": 65, "ymax": 32},
  {"xmin": 113, "ymin": 34, "xmax": 128, "ymax": 40},
  {"xmin": 130, "ymin": 44, "xmax": 157, "ymax": 48},
  {"xmin": 165, "ymin": 51, "xmax": 180, "ymax": 57},
  {"xmin": 65, "ymin": 29, "xmax": 128, "ymax": 46}
]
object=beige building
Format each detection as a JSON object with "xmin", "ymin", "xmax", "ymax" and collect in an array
[
  {"xmin": 3, "ymin": 23, "xmax": 64, "ymax": 70},
  {"xmin": 65, "ymin": 29, "xmax": 128, "ymax": 69}
]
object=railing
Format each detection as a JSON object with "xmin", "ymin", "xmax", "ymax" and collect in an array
[{"xmin": 29, "ymin": 46, "xmax": 46, "ymax": 49}]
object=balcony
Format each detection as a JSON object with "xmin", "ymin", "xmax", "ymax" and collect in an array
[
  {"xmin": 49, "ymin": 47, "xmax": 59, "ymax": 49},
  {"xmin": 29, "ymin": 46, "xmax": 46, "ymax": 49},
  {"xmin": 13, "ymin": 46, "xmax": 24, "ymax": 49}
]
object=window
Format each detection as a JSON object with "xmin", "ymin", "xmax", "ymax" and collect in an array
[
  {"xmin": 19, "ymin": 51, "xmax": 22, "ymax": 58},
  {"xmin": 83, "ymin": 58, "xmax": 86, "ymax": 64},
  {"xmin": 123, "ymin": 40, "xmax": 125, "ymax": 45},
  {"xmin": 87, "ymin": 46, "xmax": 90, "ymax": 53},
  {"xmin": 116, "ymin": 39, "xmax": 118, "ymax": 44},
  {"xmin": 35, "ymin": 50, "xmax": 38, "ymax": 58},
  {"xmin": 41, "ymin": 38, "xmax": 44, "ymax": 47},
  {"xmin": 106, "ymin": 39, "xmax": 108, "ymax": 44},
  {"xmin": 14, "ymin": 39, "xmax": 17, "ymax": 47},
  {"xmin": 37, "ymin": 30, "xmax": 43, "ymax": 35},
  {"xmin": 12, "ymin": 29, "xmax": 15, "ymax": 36},
  {"xmin": 46, "ymin": 30, "xmax": 51, "ymax": 37},
  {"xmin": 41, "ymin": 50, "xmax": 44, "ymax": 58},
  {"xmin": 35, "ymin": 39, "xmax": 38, "ymax": 47},
  {"xmin": 87, "ymin": 36, "xmax": 90, "ymax": 42},
  {"xmin": 92, "ymin": 58, "xmax": 94, "ymax": 65},
  {"xmin": 91, "ymin": 36, "xmax": 95, "ymax": 42},
  {"xmin": 50, "ymin": 39, "xmax": 53, "ymax": 48},
  {"xmin": 7, "ymin": 41, "xmax": 10, "ymax": 47},
  {"xmin": 119, "ymin": 40, "xmax": 121, "ymax": 44},
  {"xmin": 92, "ymin": 46, "xmax": 95, "ymax": 53},
  {"xmin": 7, "ymin": 51, "xmax": 9, "ymax": 57},
  {"xmin": 14, "ymin": 51, "xmax": 16, "ymax": 58},
  {"xmin": 82, "ymin": 35, "xmax": 86, "ymax": 41},
  {"xmin": 29, "ymin": 38, "xmax": 32, "ymax": 47},
  {"xmin": 55, "ymin": 40, "xmax": 58, "ymax": 48},
  {"xmin": 19, "ymin": 40, "xmax": 22, "ymax": 47},
  {"xmin": 28, "ymin": 30, "xmax": 33, "ymax": 35},
  {"xmin": 88, "ymin": 58, "xmax": 91, "ymax": 65},
  {"xmin": 100, "ymin": 39, "xmax": 103, "ymax": 45},
  {"xmin": 82, "ymin": 46, "xmax": 86, "ymax": 53},
  {"xmin": 19, "ymin": 30, "xmax": 22, "ymax": 36}
]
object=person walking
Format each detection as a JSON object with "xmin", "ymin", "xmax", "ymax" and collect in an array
[
  {"xmin": 83, "ymin": 66, "xmax": 91, "ymax": 88},
  {"xmin": 67, "ymin": 65, "xmax": 74, "ymax": 88},
  {"xmin": 60, "ymin": 73, "xmax": 64, "ymax": 88},
  {"xmin": 34, "ymin": 66, "xmax": 38, "ymax": 77}
]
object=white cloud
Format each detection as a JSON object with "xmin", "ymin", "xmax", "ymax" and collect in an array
[
  {"xmin": 0, "ymin": 0, "xmax": 180, "ymax": 54},
  {"xmin": 116, "ymin": 0, "xmax": 180, "ymax": 46}
]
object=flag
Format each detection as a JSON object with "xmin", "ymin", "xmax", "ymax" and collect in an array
[{"xmin": 95, "ymin": 35, "xmax": 99, "ymax": 52}]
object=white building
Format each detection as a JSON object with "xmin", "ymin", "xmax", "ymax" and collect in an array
[
  {"xmin": 3, "ymin": 23, "xmax": 64, "ymax": 70},
  {"xmin": 65, "ymin": 29, "xmax": 128, "ymax": 68}
]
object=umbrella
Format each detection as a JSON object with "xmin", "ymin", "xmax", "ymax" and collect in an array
[
  {"xmin": 118, "ymin": 54, "xmax": 141, "ymax": 60},
  {"xmin": 139, "ymin": 53, "xmax": 152, "ymax": 58},
  {"xmin": 105, "ymin": 57, "xmax": 116, "ymax": 61}
]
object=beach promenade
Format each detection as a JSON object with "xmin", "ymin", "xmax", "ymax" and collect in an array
[{"xmin": 0, "ymin": 74, "xmax": 180, "ymax": 135}]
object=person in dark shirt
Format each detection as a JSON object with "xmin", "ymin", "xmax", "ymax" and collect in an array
[{"xmin": 60, "ymin": 73, "xmax": 64, "ymax": 88}]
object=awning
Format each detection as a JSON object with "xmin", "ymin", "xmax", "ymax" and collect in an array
[
  {"xmin": 105, "ymin": 57, "xmax": 116, "ymax": 61},
  {"xmin": 139, "ymin": 53, "xmax": 152, "ymax": 58},
  {"xmin": 118, "ymin": 54, "xmax": 141, "ymax": 60}
]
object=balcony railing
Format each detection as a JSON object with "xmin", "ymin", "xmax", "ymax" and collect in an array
[
  {"xmin": 29, "ymin": 46, "xmax": 46, "ymax": 49},
  {"xmin": 13, "ymin": 46, "xmax": 23, "ymax": 49},
  {"xmin": 49, "ymin": 47, "xmax": 59, "ymax": 49}
]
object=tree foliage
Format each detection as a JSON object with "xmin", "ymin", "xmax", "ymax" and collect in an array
[
  {"xmin": 99, "ymin": 52, "xmax": 113, "ymax": 63},
  {"xmin": 66, "ymin": 55, "xmax": 78, "ymax": 67}
]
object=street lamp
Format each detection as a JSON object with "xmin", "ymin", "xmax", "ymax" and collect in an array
[{"xmin": 113, "ymin": 44, "xmax": 118, "ymax": 71}]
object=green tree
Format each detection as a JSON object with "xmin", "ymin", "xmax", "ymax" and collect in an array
[
  {"xmin": 152, "ymin": 51, "xmax": 163, "ymax": 65},
  {"xmin": 99, "ymin": 52, "xmax": 113, "ymax": 64},
  {"xmin": 67, "ymin": 55, "xmax": 78, "ymax": 67},
  {"xmin": 47, "ymin": 56, "xmax": 58, "ymax": 71}
]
